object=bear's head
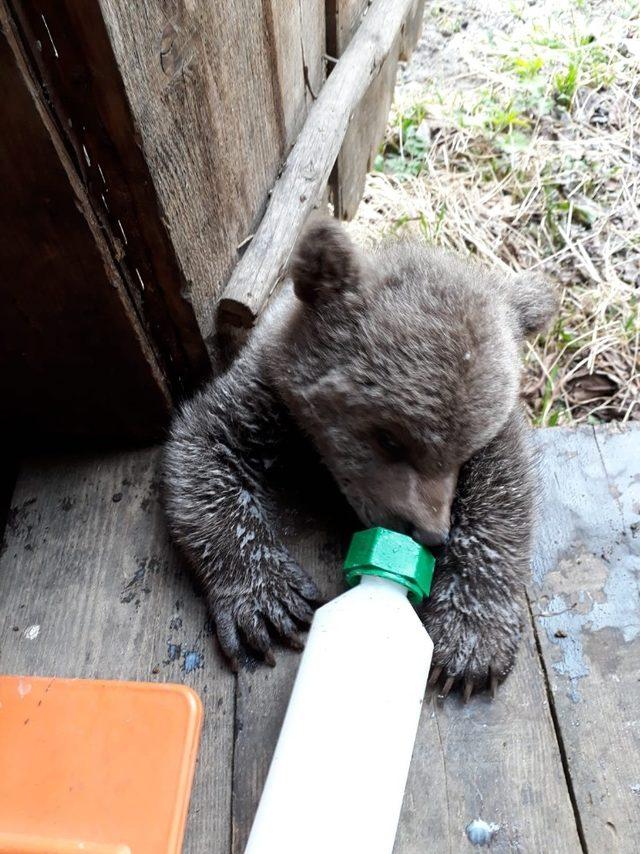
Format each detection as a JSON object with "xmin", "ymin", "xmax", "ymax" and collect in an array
[{"xmin": 269, "ymin": 217, "xmax": 558, "ymax": 548}]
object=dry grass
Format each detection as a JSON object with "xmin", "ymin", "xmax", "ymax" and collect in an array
[{"xmin": 347, "ymin": 0, "xmax": 640, "ymax": 425}]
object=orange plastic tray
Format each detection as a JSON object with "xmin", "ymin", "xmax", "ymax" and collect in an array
[{"xmin": 0, "ymin": 676, "xmax": 203, "ymax": 854}]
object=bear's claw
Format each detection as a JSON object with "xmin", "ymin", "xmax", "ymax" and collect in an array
[{"xmin": 210, "ymin": 558, "xmax": 321, "ymax": 669}]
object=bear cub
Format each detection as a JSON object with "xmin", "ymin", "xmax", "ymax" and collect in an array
[{"xmin": 163, "ymin": 217, "xmax": 557, "ymax": 698}]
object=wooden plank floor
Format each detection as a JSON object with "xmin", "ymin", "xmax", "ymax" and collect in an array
[
  {"xmin": 530, "ymin": 424, "xmax": 640, "ymax": 852},
  {"xmin": 1, "ymin": 424, "xmax": 638, "ymax": 852}
]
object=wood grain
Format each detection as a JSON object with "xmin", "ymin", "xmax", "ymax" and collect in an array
[
  {"xmin": 219, "ymin": 0, "xmax": 417, "ymax": 328},
  {"xmin": 329, "ymin": 0, "xmax": 424, "ymax": 220},
  {"xmin": 530, "ymin": 423, "xmax": 640, "ymax": 852},
  {"xmin": 269, "ymin": 0, "xmax": 325, "ymax": 141},
  {"xmin": 0, "ymin": 449, "xmax": 236, "ymax": 854},
  {"xmin": 7, "ymin": 0, "xmax": 212, "ymax": 393},
  {"xmin": 0, "ymin": 6, "xmax": 171, "ymax": 444},
  {"xmin": 332, "ymin": 37, "xmax": 400, "ymax": 220},
  {"xmin": 395, "ymin": 616, "xmax": 581, "ymax": 853},
  {"xmin": 399, "ymin": 0, "xmax": 426, "ymax": 61},
  {"xmin": 99, "ymin": 0, "xmax": 325, "ymax": 343},
  {"xmin": 325, "ymin": 0, "xmax": 371, "ymax": 58},
  {"xmin": 327, "ymin": 0, "xmax": 400, "ymax": 221}
]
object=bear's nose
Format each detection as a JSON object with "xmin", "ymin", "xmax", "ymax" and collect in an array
[{"xmin": 409, "ymin": 525, "xmax": 450, "ymax": 549}]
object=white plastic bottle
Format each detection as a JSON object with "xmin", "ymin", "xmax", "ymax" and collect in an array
[{"xmin": 244, "ymin": 527, "xmax": 435, "ymax": 854}]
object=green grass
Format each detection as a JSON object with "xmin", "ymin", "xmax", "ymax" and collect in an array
[{"xmin": 350, "ymin": 0, "xmax": 640, "ymax": 424}]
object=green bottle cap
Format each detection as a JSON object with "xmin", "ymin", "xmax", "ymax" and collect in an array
[{"xmin": 343, "ymin": 527, "xmax": 435, "ymax": 605}]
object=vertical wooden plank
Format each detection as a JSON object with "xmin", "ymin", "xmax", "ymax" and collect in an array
[
  {"xmin": 325, "ymin": 0, "xmax": 370, "ymax": 57},
  {"xmin": 0, "ymin": 450, "xmax": 236, "ymax": 853},
  {"xmin": 0, "ymin": 6, "xmax": 172, "ymax": 444},
  {"xmin": 399, "ymin": 0, "xmax": 426, "ymax": 60},
  {"xmin": 299, "ymin": 0, "xmax": 326, "ymax": 103},
  {"xmin": 531, "ymin": 424, "xmax": 640, "ymax": 852},
  {"xmin": 97, "ymin": 0, "xmax": 325, "ymax": 343},
  {"xmin": 6, "ymin": 0, "xmax": 211, "ymax": 393},
  {"xmin": 269, "ymin": 0, "xmax": 325, "ymax": 142},
  {"xmin": 328, "ymin": 0, "xmax": 420, "ymax": 219},
  {"xmin": 333, "ymin": 40, "xmax": 400, "ymax": 220}
]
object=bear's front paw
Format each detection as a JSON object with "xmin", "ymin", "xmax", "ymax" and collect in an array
[
  {"xmin": 421, "ymin": 594, "xmax": 522, "ymax": 702},
  {"xmin": 209, "ymin": 552, "xmax": 322, "ymax": 670}
]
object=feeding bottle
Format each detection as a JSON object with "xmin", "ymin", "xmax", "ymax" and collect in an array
[{"xmin": 244, "ymin": 527, "xmax": 435, "ymax": 854}]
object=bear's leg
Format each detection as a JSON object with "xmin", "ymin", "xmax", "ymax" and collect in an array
[
  {"xmin": 163, "ymin": 360, "xmax": 321, "ymax": 670},
  {"xmin": 420, "ymin": 410, "xmax": 537, "ymax": 699}
]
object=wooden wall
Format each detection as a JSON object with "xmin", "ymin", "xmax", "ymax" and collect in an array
[
  {"xmin": 0, "ymin": 0, "xmax": 423, "ymax": 444},
  {"xmin": 0, "ymin": 5, "xmax": 173, "ymax": 445},
  {"xmin": 98, "ymin": 0, "xmax": 325, "ymax": 344}
]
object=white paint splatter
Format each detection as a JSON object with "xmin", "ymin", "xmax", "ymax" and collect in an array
[
  {"xmin": 466, "ymin": 819, "xmax": 500, "ymax": 846},
  {"xmin": 17, "ymin": 681, "xmax": 31, "ymax": 699},
  {"xmin": 24, "ymin": 624, "xmax": 40, "ymax": 640},
  {"xmin": 539, "ymin": 554, "xmax": 640, "ymax": 702}
]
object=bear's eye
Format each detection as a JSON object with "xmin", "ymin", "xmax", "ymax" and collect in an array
[{"xmin": 373, "ymin": 429, "xmax": 406, "ymax": 461}]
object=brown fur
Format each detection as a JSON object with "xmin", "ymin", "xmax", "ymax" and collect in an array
[{"xmin": 163, "ymin": 217, "xmax": 558, "ymax": 695}]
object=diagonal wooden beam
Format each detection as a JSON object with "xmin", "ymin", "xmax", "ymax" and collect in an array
[{"xmin": 217, "ymin": 0, "xmax": 417, "ymax": 330}]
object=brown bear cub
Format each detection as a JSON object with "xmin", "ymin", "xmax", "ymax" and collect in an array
[{"xmin": 163, "ymin": 217, "xmax": 558, "ymax": 698}]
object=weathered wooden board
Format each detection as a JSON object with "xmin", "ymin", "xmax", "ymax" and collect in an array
[
  {"xmin": 333, "ymin": 39, "xmax": 400, "ymax": 220},
  {"xmin": 269, "ymin": 0, "xmax": 325, "ymax": 138},
  {"xmin": 326, "ymin": 0, "xmax": 371, "ymax": 58},
  {"xmin": 328, "ymin": 0, "xmax": 423, "ymax": 220},
  {"xmin": 7, "ymin": 0, "xmax": 211, "ymax": 394},
  {"xmin": 328, "ymin": 0, "xmax": 399, "ymax": 220},
  {"xmin": 0, "ymin": 6, "xmax": 172, "ymax": 444},
  {"xmin": 395, "ymin": 616, "xmax": 581, "ymax": 853},
  {"xmin": 531, "ymin": 423, "xmax": 640, "ymax": 852},
  {"xmin": 98, "ymin": 0, "xmax": 325, "ymax": 343},
  {"xmin": 399, "ymin": 0, "xmax": 426, "ymax": 61},
  {"xmin": 0, "ymin": 450, "xmax": 235, "ymax": 853}
]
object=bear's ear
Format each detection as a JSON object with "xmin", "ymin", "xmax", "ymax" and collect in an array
[
  {"xmin": 289, "ymin": 215, "xmax": 364, "ymax": 305},
  {"xmin": 508, "ymin": 270, "xmax": 559, "ymax": 337}
]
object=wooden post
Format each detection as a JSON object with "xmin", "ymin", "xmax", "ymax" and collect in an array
[{"xmin": 328, "ymin": 0, "xmax": 425, "ymax": 221}]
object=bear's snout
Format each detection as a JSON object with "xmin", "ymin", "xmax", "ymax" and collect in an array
[
  {"xmin": 409, "ymin": 469, "xmax": 458, "ymax": 546},
  {"xmin": 354, "ymin": 468, "xmax": 457, "ymax": 549}
]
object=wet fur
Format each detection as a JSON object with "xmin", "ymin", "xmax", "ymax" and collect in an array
[{"xmin": 163, "ymin": 217, "xmax": 557, "ymax": 694}]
